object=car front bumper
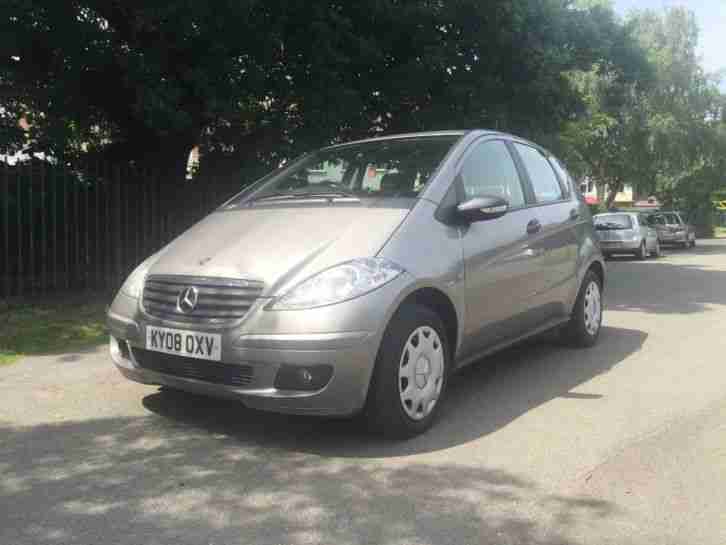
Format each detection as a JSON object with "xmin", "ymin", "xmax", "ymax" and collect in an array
[{"xmin": 107, "ymin": 275, "xmax": 410, "ymax": 416}]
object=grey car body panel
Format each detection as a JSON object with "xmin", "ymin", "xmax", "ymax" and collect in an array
[
  {"xmin": 649, "ymin": 211, "xmax": 695, "ymax": 245},
  {"xmin": 149, "ymin": 202, "xmax": 413, "ymax": 297},
  {"xmin": 108, "ymin": 130, "xmax": 604, "ymax": 416}
]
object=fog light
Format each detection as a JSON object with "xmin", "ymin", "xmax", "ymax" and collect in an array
[
  {"xmin": 274, "ymin": 364, "xmax": 333, "ymax": 391},
  {"xmin": 109, "ymin": 336, "xmax": 130, "ymax": 364}
]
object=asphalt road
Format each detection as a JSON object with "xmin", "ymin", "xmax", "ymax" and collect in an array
[{"xmin": 3, "ymin": 240, "xmax": 726, "ymax": 545}]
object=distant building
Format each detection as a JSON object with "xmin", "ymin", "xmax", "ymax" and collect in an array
[{"xmin": 579, "ymin": 179, "xmax": 635, "ymax": 207}]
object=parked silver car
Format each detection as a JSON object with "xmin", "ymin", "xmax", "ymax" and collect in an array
[
  {"xmin": 594, "ymin": 212, "xmax": 661, "ymax": 259},
  {"xmin": 108, "ymin": 130, "xmax": 605, "ymax": 438},
  {"xmin": 648, "ymin": 211, "xmax": 696, "ymax": 248}
]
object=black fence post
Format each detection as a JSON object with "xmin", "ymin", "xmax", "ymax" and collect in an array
[
  {"xmin": 17, "ymin": 164, "xmax": 23, "ymax": 296},
  {"xmin": 2, "ymin": 161, "xmax": 8, "ymax": 298}
]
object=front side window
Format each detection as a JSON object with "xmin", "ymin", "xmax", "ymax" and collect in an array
[
  {"xmin": 226, "ymin": 136, "xmax": 460, "ymax": 207},
  {"xmin": 459, "ymin": 140, "xmax": 525, "ymax": 208},
  {"xmin": 513, "ymin": 143, "xmax": 564, "ymax": 204}
]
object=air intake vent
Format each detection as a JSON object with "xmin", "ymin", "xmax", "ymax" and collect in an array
[{"xmin": 132, "ymin": 348, "xmax": 254, "ymax": 387}]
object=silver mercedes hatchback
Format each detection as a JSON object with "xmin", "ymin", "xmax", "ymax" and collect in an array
[{"xmin": 108, "ymin": 130, "xmax": 605, "ymax": 438}]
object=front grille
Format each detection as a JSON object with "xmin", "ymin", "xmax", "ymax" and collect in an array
[
  {"xmin": 132, "ymin": 348, "xmax": 254, "ymax": 387},
  {"xmin": 142, "ymin": 275, "xmax": 264, "ymax": 325}
]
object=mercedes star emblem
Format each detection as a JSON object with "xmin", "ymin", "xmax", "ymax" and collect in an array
[{"xmin": 177, "ymin": 286, "xmax": 199, "ymax": 314}]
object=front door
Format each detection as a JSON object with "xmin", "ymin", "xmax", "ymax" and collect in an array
[{"xmin": 458, "ymin": 139, "xmax": 546, "ymax": 359}]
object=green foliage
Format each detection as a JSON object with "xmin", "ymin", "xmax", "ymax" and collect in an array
[
  {"xmin": 2, "ymin": 0, "xmax": 646, "ymax": 180},
  {"xmin": 562, "ymin": 6, "xmax": 725, "ymax": 221},
  {"xmin": 0, "ymin": 300, "xmax": 108, "ymax": 365}
]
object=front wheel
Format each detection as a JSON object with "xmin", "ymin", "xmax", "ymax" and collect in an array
[
  {"xmin": 365, "ymin": 304, "xmax": 450, "ymax": 439},
  {"xmin": 561, "ymin": 270, "xmax": 603, "ymax": 348}
]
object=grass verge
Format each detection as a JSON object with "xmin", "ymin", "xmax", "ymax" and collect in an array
[
  {"xmin": 0, "ymin": 300, "xmax": 108, "ymax": 365},
  {"xmin": 714, "ymin": 227, "xmax": 726, "ymax": 239}
]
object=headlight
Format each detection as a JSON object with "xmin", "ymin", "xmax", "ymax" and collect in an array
[
  {"xmin": 120, "ymin": 254, "xmax": 157, "ymax": 298},
  {"xmin": 271, "ymin": 258, "xmax": 405, "ymax": 310}
]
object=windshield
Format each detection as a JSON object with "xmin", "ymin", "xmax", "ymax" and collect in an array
[
  {"xmin": 226, "ymin": 136, "xmax": 460, "ymax": 206},
  {"xmin": 594, "ymin": 214, "xmax": 633, "ymax": 230}
]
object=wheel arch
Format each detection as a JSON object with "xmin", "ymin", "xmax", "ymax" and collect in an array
[
  {"xmin": 587, "ymin": 260, "xmax": 605, "ymax": 291},
  {"xmin": 398, "ymin": 287, "xmax": 460, "ymax": 361}
]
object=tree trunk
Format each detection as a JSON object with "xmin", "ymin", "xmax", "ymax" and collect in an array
[
  {"xmin": 141, "ymin": 135, "xmax": 197, "ymax": 238},
  {"xmin": 605, "ymin": 181, "xmax": 623, "ymax": 210}
]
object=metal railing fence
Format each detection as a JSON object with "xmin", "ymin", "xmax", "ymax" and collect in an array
[{"xmin": 1, "ymin": 160, "xmax": 238, "ymax": 298}]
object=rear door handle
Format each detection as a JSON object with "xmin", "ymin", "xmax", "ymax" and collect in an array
[
  {"xmin": 569, "ymin": 209, "xmax": 580, "ymax": 220},
  {"xmin": 526, "ymin": 219, "xmax": 542, "ymax": 235}
]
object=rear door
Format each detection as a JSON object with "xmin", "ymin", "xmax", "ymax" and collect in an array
[
  {"xmin": 638, "ymin": 213, "xmax": 658, "ymax": 247},
  {"xmin": 650, "ymin": 214, "xmax": 670, "ymax": 241},
  {"xmin": 457, "ymin": 138, "xmax": 545, "ymax": 358},
  {"xmin": 510, "ymin": 142, "xmax": 579, "ymax": 321}
]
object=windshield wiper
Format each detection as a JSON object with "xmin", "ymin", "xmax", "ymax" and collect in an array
[{"xmin": 249, "ymin": 190, "xmax": 359, "ymax": 204}]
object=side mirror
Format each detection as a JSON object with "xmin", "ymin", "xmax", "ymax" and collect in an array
[{"xmin": 456, "ymin": 195, "xmax": 509, "ymax": 223}]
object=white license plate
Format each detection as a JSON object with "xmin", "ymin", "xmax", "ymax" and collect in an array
[{"xmin": 145, "ymin": 326, "xmax": 222, "ymax": 361}]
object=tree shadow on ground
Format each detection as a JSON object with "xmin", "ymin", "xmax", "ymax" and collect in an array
[
  {"xmin": 138, "ymin": 326, "xmax": 645, "ymax": 458},
  {"xmin": 1, "ymin": 414, "xmax": 616, "ymax": 545}
]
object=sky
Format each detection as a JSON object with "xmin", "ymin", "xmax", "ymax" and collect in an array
[{"xmin": 612, "ymin": 0, "xmax": 726, "ymax": 88}]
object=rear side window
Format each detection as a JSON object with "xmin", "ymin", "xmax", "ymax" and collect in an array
[
  {"xmin": 549, "ymin": 157, "xmax": 573, "ymax": 198},
  {"xmin": 459, "ymin": 140, "xmax": 526, "ymax": 208},
  {"xmin": 664, "ymin": 213, "xmax": 681, "ymax": 224},
  {"xmin": 513, "ymin": 143, "xmax": 564, "ymax": 203}
]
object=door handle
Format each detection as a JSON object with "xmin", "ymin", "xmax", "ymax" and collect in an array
[
  {"xmin": 569, "ymin": 209, "xmax": 580, "ymax": 220},
  {"xmin": 526, "ymin": 219, "xmax": 542, "ymax": 235}
]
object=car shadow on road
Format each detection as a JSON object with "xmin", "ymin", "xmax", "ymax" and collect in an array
[{"xmin": 140, "ymin": 326, "xmax": 646, "ymax": 458}]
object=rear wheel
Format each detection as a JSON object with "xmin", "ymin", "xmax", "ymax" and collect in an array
[
  {"xmin": 651, "ymin": 239, "xmax": 661, "ymax": 258},
  {"xmin": 561, "ymin": 270, "xmax": 603, "ymax": 348},
  {"xmin": 365, "ymin": 304, "xmax": 449, "ymax": 439},
  {"xmin": 636, "ymin": 241, "xmax": 647, "ymax": 260}
]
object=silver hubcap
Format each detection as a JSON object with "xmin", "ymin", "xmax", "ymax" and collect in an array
[
  {"xmin": 583, "ymin": 281, "xmax": 602, "ymax": 336},
  {"xmin": 398, "ymin": 326, "xmax": 445, "ymax": 421}
]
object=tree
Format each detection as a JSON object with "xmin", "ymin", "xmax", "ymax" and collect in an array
[
  {"xmin": 2, "ymin": 0, "xmax": 646, "ymax": 186},
  {"xmin": 562, "ymin": 6, "xmax": 726, "ymax": 223}
]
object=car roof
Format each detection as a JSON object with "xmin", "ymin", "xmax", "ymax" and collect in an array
[
  {"xmin": 594, "ymin": 212, "xmax": 637, "ymax": 217},
  {"xmin": 322, "ymin": 129, "xmax": 543, "ymax": 151}
]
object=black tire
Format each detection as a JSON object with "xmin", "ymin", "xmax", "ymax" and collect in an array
[
  {"xmin": 561, "ymin": 270, "xmax": 603, "ymax": 348},
  {"xmin": 636, "ymin": 241, "xmax": 647, "ymax": 260},
  {"xmin": 690, "ymin": 237, "xmax": 697, "ymax": 248},
  {"xmin": 364, "ymin": 303, "xmax": 450, "ymax": 439},
  {"xmin": 651, "ymin": 239, "xmax": 661, "ymax": 258}
]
